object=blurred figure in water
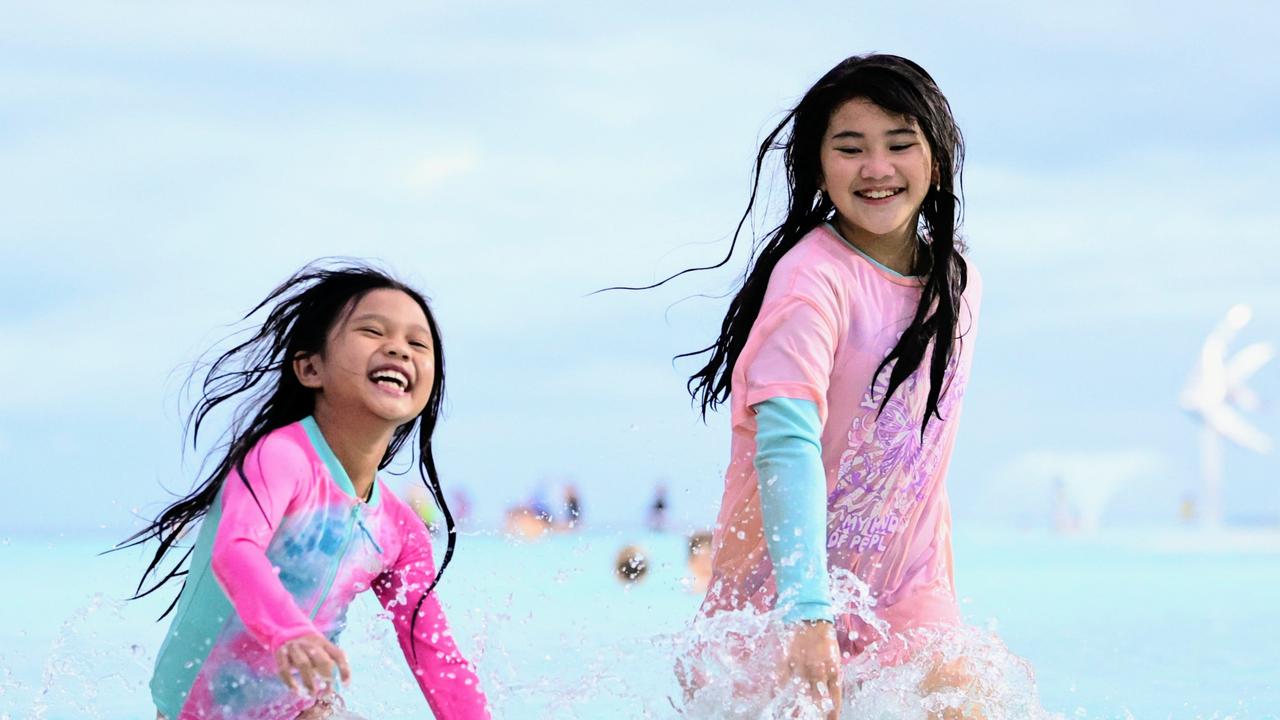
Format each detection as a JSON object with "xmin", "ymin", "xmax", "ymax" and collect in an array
[
  {"xmin": 1050, "ymin": 476, "xmax": 1078, "ymax": 534},
  {"xmin": 407, "ymin": 482, "xmax": 444, "ymax": 535},
  {"xmin": 502, "ymin": 483, "xmax": 556, "ymax": 540},
  {"xmin": 560, "ymin": 483, "xmax": 582, "ymax": 531},
  {"xmin": 686, "ymin": 531, "xmax": 714, "ymax": 594},
  {"xmin": 527, "ymin": 482, "xmax": 555, "ymax": 525},
  {"xmin": 615, "ymin": 544, "xmax": 649, "ymax": 584},
  {"xmin": 448, "ymin": 487, "xmax": 474, "ymax": 529},
  {"xmin": 1179, "ymin": 493, "xmax": 1198, "ymax": 525},
  {"xmin": 648, "ymin": 482, "xmax": 669, "ymax": 532},
  {"xmin": 503, "ymin": 505, "xmax": 553, "ymax": 540}
]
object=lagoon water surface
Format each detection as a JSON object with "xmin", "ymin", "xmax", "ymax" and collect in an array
[{"xmin": 1, "ymin": 528, "xmax": 1276, "ymax": 719}]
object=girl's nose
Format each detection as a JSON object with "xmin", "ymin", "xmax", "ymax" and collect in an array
[{"xmin": 860, "ymin": 153, "xmax": 894, "ymax": 179}]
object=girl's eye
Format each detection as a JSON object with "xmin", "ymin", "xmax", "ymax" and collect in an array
[
  {"xmin": 360, "ymin": 327, "xmax": 383, "ymax": 336},
  {"xmin": 410, "ymin": 341, "xmax": 430, "ymax": 350},
  {"xmin": 890, "ymin": 143, "xmax": 918, "ymax": 152},
  {"xmin": 836, "ymin": 147, "xmax": 862, "ymax": 155}
]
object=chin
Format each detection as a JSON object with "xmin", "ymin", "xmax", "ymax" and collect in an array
[
  {"xmin": 365, "ymin": 401, "xmax": 417, "ymax": 426},
  {"xmin": 853, "ymin": 220, "xmax": 908, "ymax": 237}
]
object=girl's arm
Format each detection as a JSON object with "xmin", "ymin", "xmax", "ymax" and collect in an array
[
  {"xmin": 210, "ymin": 436, "xmax": 321, "ymax": 653},
  {"xmin": 754, "ymin": 396, "xmax": 833, "ymax": 623},
  {"xmin": 374, "ymin": 503, "xmax": 489, "ymax": 720}
]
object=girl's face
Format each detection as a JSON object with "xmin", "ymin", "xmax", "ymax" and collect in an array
[
  {"xmin": 295, "ymin": 288, "xmax": 435, "ymax": 427},
  {"xmin": 818, "ymin": 97, "xmax": 934, "ymax": 243}
]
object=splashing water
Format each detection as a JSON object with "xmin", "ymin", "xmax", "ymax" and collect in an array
[
  {"xmin": 27, "ymin": 595, "xmax": 155, "ymax": 720},
  {"xmin": 670, "ymin": 569, "xmax": 1057, "ymax": 720},
  {"xmin": 2, "ymin": 535, "xmax": 1059, "ymax": 719}
]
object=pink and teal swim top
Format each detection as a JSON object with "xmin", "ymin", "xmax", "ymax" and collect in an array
[{"xmin": 149, "ymin": 417, "xmax": 489, "ymax": 719}]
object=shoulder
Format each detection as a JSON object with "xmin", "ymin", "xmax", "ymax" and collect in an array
[
  {"xmin": 376, "ymin": 483, "xmax": 435, "ymax": 563},
  {"xmin": 244, "ymin": 421, "xmax": 314, "ymax": 475},
  {"xmin": 378, "ymin": 483, "xmax": 431, "ymax": 533},
  {"xmin": 377, "ymin": 482, "xmax": 413, "ymax": 519},
  {"xmin": 764, "ymin": 226, "xmax": 847, "ymax": 307}
]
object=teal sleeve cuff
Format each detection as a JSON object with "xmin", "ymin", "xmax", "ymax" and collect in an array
[{"xmin": 753, "ymin": 397, "xmax": 833, "ymax": 624}]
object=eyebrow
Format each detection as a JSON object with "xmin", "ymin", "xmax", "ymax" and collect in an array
[
  {"xmin": 830, "ymin": 128, "xmax": 919, "ymax": 140},
  {"xmin": 351, "ymin": 313, "xmax": 431, "ymax": 336}
]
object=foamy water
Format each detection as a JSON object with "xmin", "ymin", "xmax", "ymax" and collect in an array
[{"xmin": 2, "ymin": 529, "xmax": 1277, "ymax": 718}]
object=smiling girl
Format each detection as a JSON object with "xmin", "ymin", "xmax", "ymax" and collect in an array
[
  {"xmin": 122, "ymin": 263, "xmax": 489, "ymax": 719},
  {"xmin": 674, "ymin": 55, "xmax": 988, "ymax": 716}
]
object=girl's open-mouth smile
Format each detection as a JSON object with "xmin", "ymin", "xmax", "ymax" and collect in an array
[
  {"xmin": 368, "ymin": 365, "xmax": 411, "ymax": 396},
  {"xmin": 854, "ymin": 187, "xmax": 905, "ymax": 204}
]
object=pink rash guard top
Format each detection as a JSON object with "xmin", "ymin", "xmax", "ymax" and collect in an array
[
  {"xmin": 699, "ymin": 223, "xmax": 982, "ymax": 660},
  {"xmin": 150, "ymin": 417, "xmax": 489, "ymax": 719}
]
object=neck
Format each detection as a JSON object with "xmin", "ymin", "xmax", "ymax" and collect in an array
[
  {"xmin": 311, "ymin": 402, "xmax": 396, "ymax": 502},
  {"xmin": 833, "ymin": 215, "xmax": 919, "ymax": 276}
]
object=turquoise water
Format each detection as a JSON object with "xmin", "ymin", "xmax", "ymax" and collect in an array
[{"xmin": 1, "ymin": 528, "xmax": 1277, "ymax": 718}]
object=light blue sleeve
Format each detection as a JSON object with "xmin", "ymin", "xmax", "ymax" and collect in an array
[{"xmin": 753, "ymin": 397, "xmax": 834, "ymax": 624}]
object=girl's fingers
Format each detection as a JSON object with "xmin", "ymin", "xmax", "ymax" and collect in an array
[
  {"xmin": 819, "ymin": 676, "xmax": 842, "ymax": 720},
  {"xmin": 275, "ymin": 647, "xmax": 300, "ymax": 694},
  {"xmin": 808, "ymin": 664, "xmax": 840, "ymax": 718},
  {"xmin": 324, "ymin": 639, "xmax": 352, "ymax": 683},
  {"xmin": 288, "ymin": 645, "xmax": 319, "ymax": 694},
  {"xmin": 273, "ymin": 635, "xmax": 351, "ymax": 698},
  {"xmin": 306, "ymin": 645, "xmax": 337, "ymax": 682}
]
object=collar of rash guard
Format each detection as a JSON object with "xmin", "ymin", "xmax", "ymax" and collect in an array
[{"xmin": 300, "ymin": 416, "xmax": 383, "ymax": 508}]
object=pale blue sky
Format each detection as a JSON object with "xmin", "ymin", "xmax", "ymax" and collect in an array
[{"xmin": 1, "ymin": 1, "xmax": 1277, "ymax": 534}]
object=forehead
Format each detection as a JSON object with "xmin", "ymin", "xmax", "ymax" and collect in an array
[
  {"xmin": 344, "ymin": 287, "xmax": 429, "ymax": 326},
  {"xmin": 826, "ymin": 97, "xmax": 919, "ymax": 134}
]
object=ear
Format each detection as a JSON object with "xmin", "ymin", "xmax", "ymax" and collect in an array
[{"xmin": 293, "ymin": 351, "xmax": 324, "ymax": 390}]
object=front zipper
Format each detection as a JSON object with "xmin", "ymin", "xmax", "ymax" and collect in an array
[
  {"xmin": 309, "ymin": 504, "xmax": 361, "ymax": 621},
  {"xmin": 355, "ymin": 515, "xmax": 383, "ymax": 555}
]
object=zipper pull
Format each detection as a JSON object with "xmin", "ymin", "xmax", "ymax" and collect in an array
[{"xmin": 356, "ymin": 514, "xmax": 384, "ymax": 555}]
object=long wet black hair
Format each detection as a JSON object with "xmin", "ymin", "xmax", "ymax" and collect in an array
[
  {"xmin": 118, "ymin": 261, "xmax": 455, "ymax": 647},
  {"xmin": 633, "ymin": 54, "xmax": 968, "ymax": 434}
]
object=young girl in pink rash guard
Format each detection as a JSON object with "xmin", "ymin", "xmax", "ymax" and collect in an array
[
  {"xmin": 654, "ymin": 55, "xmax": 992, "ymax": 717},
  {"xmin": 121, "ymin": 262, "xmax": 489, "ymax": 719}
]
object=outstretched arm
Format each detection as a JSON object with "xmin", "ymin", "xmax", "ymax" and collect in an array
[{"xmin": 374, "ymin": 507, "xmax": 489, "ymax": 720}]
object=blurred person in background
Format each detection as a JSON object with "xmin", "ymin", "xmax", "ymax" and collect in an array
[
  {"xmin": 648, "ymin": 482, "xmax": 669, "ymax": 532},
  {"xmin": 560, "ymin": 482, "xmax": 582, "ymax": 531},
  {"xmin": 614, "ymin": 544, "xmax": 649, "ymax": 584},
  {"xmin": 686, "ymin": 531, "xmax": 714, "ymax": 594}
]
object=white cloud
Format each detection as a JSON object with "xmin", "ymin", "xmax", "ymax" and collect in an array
[
  {"xmin": 958, "ymin": 143, "xmax": 1280, "ymax": 333},
  {"xmin": 406, "ymin": 149, "xmax": 479, "ymax": 191}
]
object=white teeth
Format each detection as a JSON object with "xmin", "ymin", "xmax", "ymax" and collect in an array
[
  {"xmin": 859, "ymin": 188, "xmax": 901, "ymax": 199},
  {"xmin": 371, "ymin": 369, "xmax": 409, "ymax": 390}
]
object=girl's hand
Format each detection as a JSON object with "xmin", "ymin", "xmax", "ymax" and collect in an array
[
  {"xmin": 274, "ymin": 634, "xmax": 351, "ymax": 696},
  {"xmin": 778, "ymin": 620, "xmax": 842, "ymax": 719}
]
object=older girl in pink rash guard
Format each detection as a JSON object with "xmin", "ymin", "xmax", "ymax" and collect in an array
[
  {"xmin": 652, "ymin": 55, "xmax": 999, "ymax": 717},
  {"xmin": 122, "ymin": 263, "xmax": 489, "ymax": 719}
]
